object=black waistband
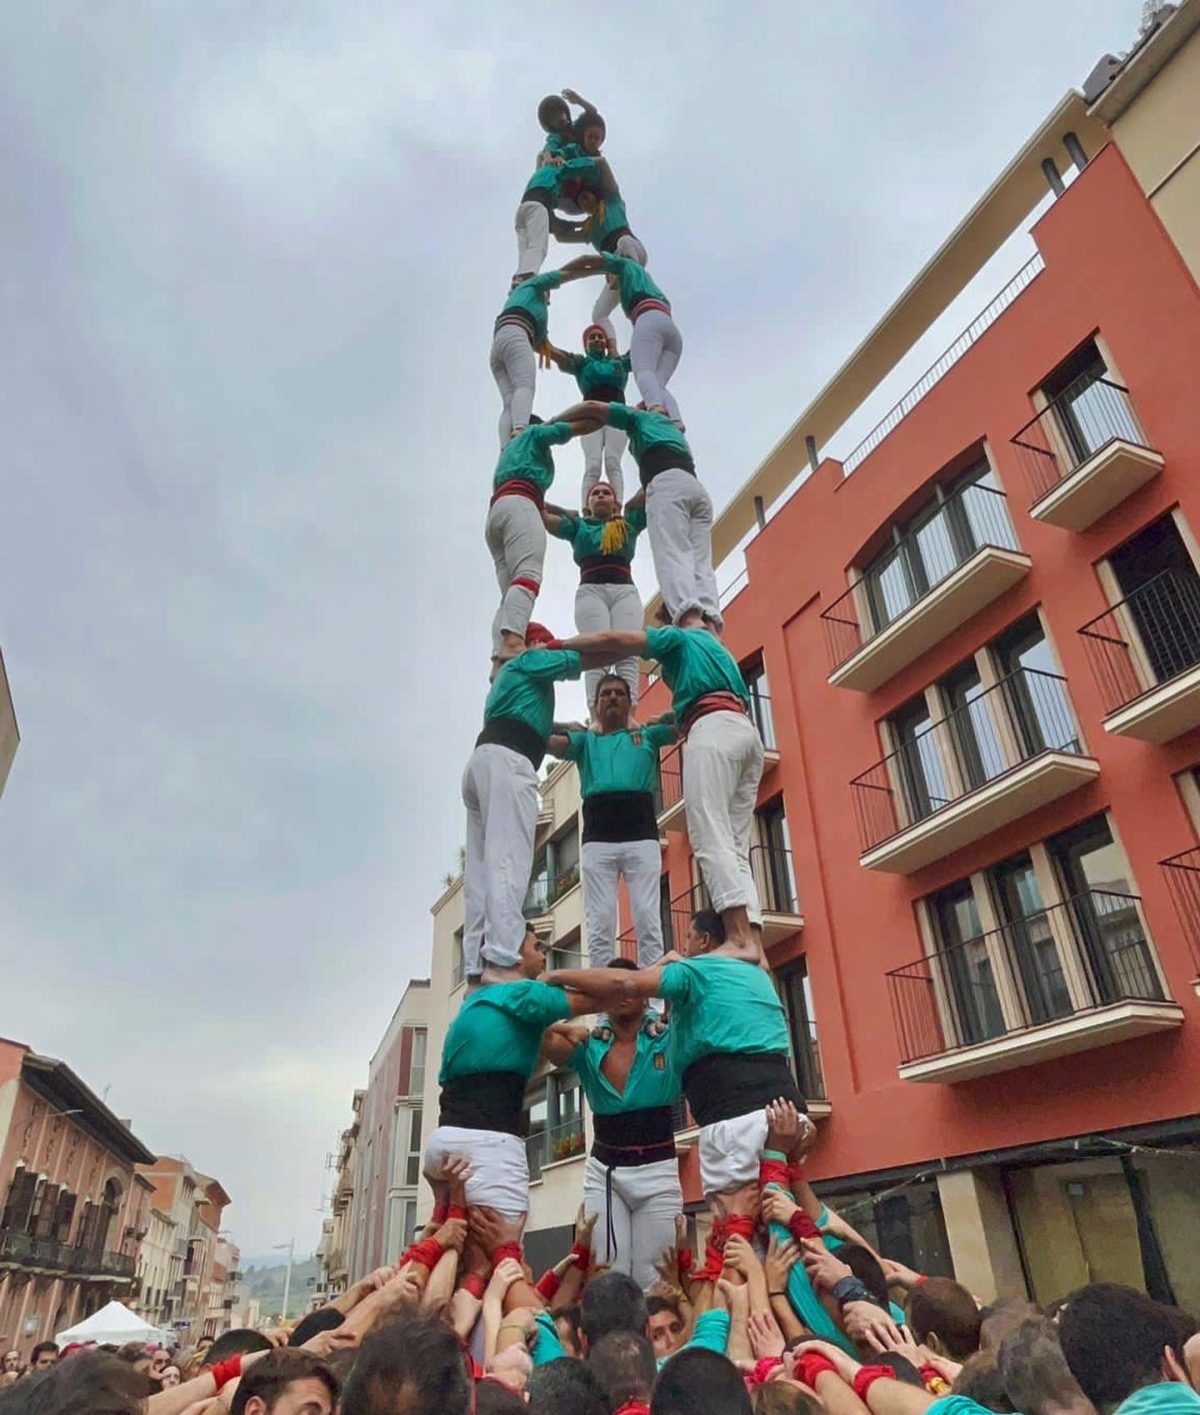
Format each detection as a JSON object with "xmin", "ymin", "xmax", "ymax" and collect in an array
[
  {"xmin": 579, "ymin": 556, "xmax": 633, "ymax": 585},
  {"xmin": 582, "ymin": 384, "xmax": 625, "ymax": 404},
  {"xmin": 583, "ymin": 792, "xmax": 658, "ymax": 843},
  {"xmin": 639, "ymin": 444, "xmax": 695, "ymax": 487},
  {"xmin": 476, "ymin": 717, "xmax": 545, "ymax": 770},
  {"xmin": 601, "ymin": 226, "xmax": 634, "ymax": 252},
  {"xmin": 521, "ymin": 186, "xmax": 555, "ymax": 211},
  {"xmin": 683, "ymin": 1052, "xmax": 804, "ymax": 1128},
  {"xmin": 593, "ymin": 1108, "xmax": 676, "ymax": 1167},
  {"xmin": 439, "ymin": 1072, "xmax": 528, "ymax": 1136},
  {"xmin": 494, "ymin": 311, "xmax": 537, "ymax": 341}
]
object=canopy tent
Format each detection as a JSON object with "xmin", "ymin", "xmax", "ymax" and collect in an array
[{"xmin": 55, "ymin": 1299, "xmax": 170, "ymax": 1348}]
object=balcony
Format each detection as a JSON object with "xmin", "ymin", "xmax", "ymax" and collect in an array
[
  {"xmin": 1078, "ymin": 570, "xmax": 1200, "ymax": 743},
  {"xmin": 547, "ymin": 863, "xmax": 580, "ymax": 907},
  {"xmin": 1158, "ymin": 847, "xmax": 1200, "ymax": 976},
  {"xmin": 851, "ymin": 668, "xmax": 1098, "ymax": 874},
  {"xmin": 821, "ymin": 482, "xmax": 1030, "ymax": 694},
  {"xmin": 1012, "ymin": 373, "xmax": 1162, "ymax": 533},
  {"xmin": 749, "ymin": 844, "xmax": 804, "ymax": 946},
  {"xmin": 0, "ymin": 1230, "xmax": 137, "ymax": 1281},
  {"xmin": 886, "ymin": 890, "xmax": 1181, "ymax": 1082},
  {"xmin": 527, "ymin": 1116, "xmax": 586, "ymax": 1181}
]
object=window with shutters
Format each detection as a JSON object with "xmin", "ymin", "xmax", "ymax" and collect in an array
[
  {"xmin": 32, "ymin": 1183, "xmax": 61, "ymax": 1239},
  {"xmin": 1, "ymin": 1168, "xmax": 38, "ymax": 1232}
]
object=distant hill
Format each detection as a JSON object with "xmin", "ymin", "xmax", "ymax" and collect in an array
[{"xmin": 241, "ymin": 1254, "xmax": 320, "ymax": 1321}]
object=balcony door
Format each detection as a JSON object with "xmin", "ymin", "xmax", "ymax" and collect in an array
[
  {"xmin": 1047, "ymin": 816, "xmax": 1162, "ymax": 1004},
  {"xmin": 891, "ymin": 695, "xmax": 952, "ymax": 825},
  {"xmin": 941, "ymin": 662, "xmax": 1006, "ymax": 791},
  {"xmin": 1042, "ymin": 343, "xmax": 1136, "ymax": 465},
  {"xmin": 993, "ymin": 614, "xmax": 1075, "ymax": 756},
  {"xmin": 989, "ymin": 854, "xmax": 1073, "ymax": 1026},
  {"xmin": 1109, "ymin": 517, "xmax": 1200, "ymax": 687},
  {"xmin": 756, "ymin": 798, "xmax": 797, "ymax": 913},
  {"xmin": 930, "ymin": 882, "xmax": 1004, "ymax": 1047}
]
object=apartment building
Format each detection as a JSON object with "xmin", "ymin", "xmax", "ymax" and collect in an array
[
  {"xmin": 374, "ymin": 2, "xmax": 1200, "ymax": 1304},
  {"xmin": 136, "ymin": 1157, "xmax": 235, "ymax": 1338}
]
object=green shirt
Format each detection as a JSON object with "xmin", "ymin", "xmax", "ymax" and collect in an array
[
  {"xmin": 563, "ymin": 351, "xmax": 631, "ymax": 401},
  {"xmin": 498, "ymin": 270, "xmax": 563, "ymax": 345},
  {"xmin": 606, "ymin": 405, "xmax": 692, "ymax": 468},
  {"xmin": 438, "ymin": 980, "xmax": 572, "ymax": 1084},
  {"xmin": 543, "ymin": 132, "xmax": 583, "ymax": 161},
  {"xmin": 600, "ymin": 252, "xmax": 668, "ymax": 316},
  {"xmin": 569, "ymin": 1026, "xmax": 680, "ymax": 1114},
  {"xmin": 658, "ymin": 953, "xmax": 790, "ymax": 1073},
  {"xmin": 549, "ymin": 507, "xmax": 645, "ymax": 567},
  {"xmin": 584, "ymin": 189, "xmax": 630, "ymax": 251},
  {"xmin": 563, "ymin": 721, "xmax": 673, "ymax": 798},
  {"xmin": 493, "ymin": 420, "xmax": 572, "ymax": 496},
  {"xmin": 643, "ymin": 626, "xmax": 750, "ymax": 722},
  {"xmin": 483, "ymin": 648, "xmax": 582, "ymax": 743}
]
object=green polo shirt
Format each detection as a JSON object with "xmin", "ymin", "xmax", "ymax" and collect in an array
[
  {"xmin": 569, "ymin": 1026, "xmax": 680, "ymax": 1114},
  {"xmin": 584, "ymin": 190, "xmax": 630, "ymax": 251},
  {"xmin": 523, "ymin": 162, "xmax": 563, "ymax": 200},
  {"xmin": 498, "ymin": 270, "xmax": 563, "ymax": 345},
  {"xmin": 483, "ymin": 649, "xmax": 582, "ymax": 743},
  {"xmin": 600, "ymin": 253, "xmax": 669, "ymax": 317},
  {"xmin": 563, "ymin": 722, "xmax": 674, "ymax": 798},
  {"xmin": 543, "ymin": 132, "xmax": 583, "ymax": 161},
  {"xmin": 492, "ymin": 421, "xmax": 573, "ymax": 497},
  {"xmin": 438, "ymin": 981, "xmax": 572, "ymax": 1084},
  {"xmin": 643, "ymin": 626, "xmax": 750, "ymax": 723},
  {"xmin": 606, "ymin": 405, "xmax": 692, "ymax": 466},
  {"xmin": 549, "ymin": 507, "xmax": 645, "ymax": 567},
  {"xmin": 563, "ymin": 351, "xmax": 631, "ymax": 401},
  {"xmin": 658, "ymin": 954, "xmax": 790, "ymax": 1073}
]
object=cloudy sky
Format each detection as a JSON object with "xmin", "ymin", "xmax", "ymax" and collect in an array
[{"xmin": 0, "ymin": 1, "xmax": 1142, "ymax": 1258}]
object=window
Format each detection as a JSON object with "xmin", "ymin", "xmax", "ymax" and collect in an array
[
  {"xmin": 778, "ymin": 960, "xmax": 825, "ymax": 1100},
  {"xmin": 889, "ymin": 693, "xmax": 952, "ymax": 823},
  {"xmin": 404, "ymin": 1107, "xmax": 423, "ymax": 1188},
  {"xmin": 928, "ymin": 881, "xmax": 1004, "ymax": 1047},
  {"xmin": 548, "ymin": 826, "xmax": 580, "ymax": 905},
  {"xmin": 1107, "ymin": 516, "xmax": 1200, "ymax": 686},
  {"xmin": 742, "ymin": 658, "xmax": 776, "ymax": 749},
  {"xmin": 862, "ymin": 460, "xmax": 1014, "ymax": 633},
  {"xmin": 817, "ymin": 1176, "xmax": 953, "ymax": 1276},
  {"xmin": 525, "ymin": 1081, "xmax": 549, "ymax": 1182},
  {"xmin": 988, "ymin": 852, "xmax": 1073, "ymax": 1025},
  {"xmin": 549, "ymin": 1073, "xmax": 585, "ymax": 1163},
  {"xmin": 1040, "ymin": 339, "xmax": 1140, "ymax": 465},
  {"xmin": 406, "ymin": 1029, "xmax": 427, "ymax": 1098},
  {"xmin": 755, "ymin": 797, "xmax": 797, "ymax": 913},
  {"xmin": 525, "ymin": 850, "xmax": 550, "ymax": 917},
  {"xmin": 451, "ymin": 928, "xmax": 465, "ymax": 990}
]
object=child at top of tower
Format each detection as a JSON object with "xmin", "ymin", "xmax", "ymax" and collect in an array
[{"xmin": 537, "ymin": 89, "xmax": 600, "ymax": 161}]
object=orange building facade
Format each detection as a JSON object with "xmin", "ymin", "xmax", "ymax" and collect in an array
[{"xmin": 635, "ymin": 38, "xmax": 1200, "ymax": 1308}]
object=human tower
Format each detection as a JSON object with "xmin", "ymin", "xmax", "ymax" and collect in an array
[{"xmin": 427, "ymin": 92, "xmax": 818, "ymax": 1299}]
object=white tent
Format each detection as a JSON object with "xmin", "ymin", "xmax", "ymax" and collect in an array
[{"xmin": 55, "ymin": 1299, "xmax": 168, "ymax": 1348}]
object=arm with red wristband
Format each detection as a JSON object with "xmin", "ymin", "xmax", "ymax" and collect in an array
[
  {"xmin": 147, "ymin": 1349, "xmax": 274, "ymax": 1415},
  {"xmin": 421, "ymin": 1213, "xmax": 468, "ymax": 1314}
]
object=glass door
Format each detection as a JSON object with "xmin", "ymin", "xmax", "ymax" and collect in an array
[
  {"xmin": 992, "ymin": 613, "xmax": 1076, "ymax": 755},
  {"xmin": 989, "ymin": 854, "xmax": 1073, "ymax": 1025},
  {"xmin": 1109, "ymin": 517, "xmax": 1200, "ymax": 686},
  {"xmin": 942, "ymin": 661, "xmax": 1006, "ymax": 791},
  {"xmin": 931, "ymin": 882, "xmax": 1004, "ymax": 1046},
  {"xmin": 891, "ymin": 695, "xmax": 952, "ymax": 824}
]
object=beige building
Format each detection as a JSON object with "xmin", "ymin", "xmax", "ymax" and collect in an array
[{"xmin": 134, "ymin": 1204, "xmax": 180, "ymax": 1328}]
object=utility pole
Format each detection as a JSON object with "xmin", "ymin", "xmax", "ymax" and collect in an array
[{"xmin": 273, "ymin": 1238, "xmax": 295, "ymax": 1322}]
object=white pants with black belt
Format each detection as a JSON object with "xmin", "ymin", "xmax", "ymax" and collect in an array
[
  {"xmin": 580, "ymin": 424, "xmax": 628, "ymax": 504},
  {"xmin": 646, "ymin": 469, "xmax": 720, "ymax": 628},
  {"xmin": 461, "ymin": 743, "xmax": 539, "ymax": 974},
  {"xmin": 574, "ymin": 581, "xmax": 643, "ymax": 709},
  {"xmin": 490, "ymin": 323, "xmax": 537, "ymax": 446},
  {"xmin": 426, "ymin": 1126, "xmax": 530, "ymax": 1220},
  {"xmin": 583, "ymin": 1153, "xmax": 681, "ymax": 1290},
  {"xmin": 630, "ymin": 307, "xmax": 682, "ymax": 422},
  {"xmin": 514, "ymin": 200, "xmax": 550, "ymax": 279},
  {"xmin": 683, "ymin": 710, "xmax": 764, "ymax": 920},
  {"xmin": 581, "ymin": 837, "xmax": 663, "ymax": 967},
  {"xmin": 592, "ymin": 233, "xmax": 649, "ymax": 343},
  {"xmin": 486, "ymin": 494, "xmax": 545, "ymax": 652}
]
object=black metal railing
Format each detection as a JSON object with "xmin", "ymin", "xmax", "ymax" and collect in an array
[
  {"xmin": 1159, "ymin": 847, "xmax": 1200, "ymax": 971},
  {"xmin": 1078, "ymin": 570, "xmax": 1200, "ymax": 715},
  {"xmin": 1011, "ymin": 372, "xmax": 1150, "ymax": 505},
  {"xmin": 0, "ymin": 1229, "xmax": 137, "ymax": 1279},
  {"xmin": 851, "ymin": 667, "xmax": 1082, "ymax": 853},
  {"xmin": 748, "ymin": 691, "xmax": 777, "ymax": 751},
  {"xmin": 820, "ymin": 481, "xmax": 1021, "ymax": 673},
  {"xmin": 527, "ymin": 1116, "xmax": 586, "ymax": 1179},
  {"xmin": 749, "ymin": 844, "xmax": 801, "ymax": 916},
  {"xmin": 886, "ymin": 889, "xmax": 1165, "ymax": 1064},
  {"xmin": 547, "ymin": 863, "xmax": 580, "ymax": 907},
  {"xmin": 657, "ymin": 745, "xmax": 684, "ymax": 818}
]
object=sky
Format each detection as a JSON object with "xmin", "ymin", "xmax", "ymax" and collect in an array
[{"xmin": 0, "ymin": 1, "xmax": 1144, "ymax": 1258}]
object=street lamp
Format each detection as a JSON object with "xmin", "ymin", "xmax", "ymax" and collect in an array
[{"xmin": 273, "ymin": 1239, "xmax": 295, "ymax": 1323}]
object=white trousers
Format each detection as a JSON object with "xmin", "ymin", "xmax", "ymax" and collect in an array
[
  {"xmin": 697, "ymin": 1110, "xmax": 768, "ymax": 1199},
  {"xmin": 486, "ymin": 495, "xmax": 545, "ymax": 652},
  {"xmin": 592, "ymin": 233, "xmax": 649, "ymax": 343},
  {"xmin": 574, "ymin": 582, "xmax": 643, "ymax": 709},
  {"xmin": 426, "ymin": 1126, "xmax": 530, "ymax": 1220},
  {"xmin": 490, "ymin": 324, "xmax": 537, "ymax": 446},
  {"xmin": 582, "ymin": 837, "xmax": 663, "ymax": 967},
  {"xmin": 583, "ymin": 1154, "xmax": 681, "ymax": 1290},
  {"xmin": 646, "ymin": 470, "xmax": 720, "ymax": 627},
  {"xmin": 580, "ymin": 425, "xmax": 628, "ymax": 504},
  {"xmin": 630, "ymin": 308, "xmax": 682, "ymax": 423},
  {"xmin": 514, "ymin": 200, "xmax": 550, "ymax": 278},
  {"xmin": 683, "ymin": 711, "xmax": 764, "ymax": 921},
  {"xmin": 462, "ymin": 743, "xmax": 539, "ymax": 973}
]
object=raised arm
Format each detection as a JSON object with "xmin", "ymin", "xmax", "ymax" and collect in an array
[
  {"xmin": 542, "ymin": 1019, "xmax": 589, "ymax": 1067},
  {"xmin": 558, "ymin": 629, "xmax": 649, "ymax": 668},
  {"xmin": 558, "ymin": 254, "xmax": 606, "ymax": 280},
  {"xmin": 542, "ymin": 341, "xmax": 578, "ymax": 372},
  {"xmin": 544, "ymin": 963, "xmax": 663, "ymax": 1006},
  {"xmin": 562, "ymin": 87, "xmax": 598, "ymax": 116}
]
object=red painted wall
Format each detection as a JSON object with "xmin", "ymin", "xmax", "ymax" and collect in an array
[{"xmin": 639, "ymin": 143, "xmax": 1200, "ymax": 1186}]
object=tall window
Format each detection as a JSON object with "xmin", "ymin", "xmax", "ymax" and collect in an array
[
  {"xmin": 406, "ymin": 1029, "xmax": 427, "ymax": 1098},
  {"xmin": 755, "ymin": 797, "xmax": 797, "ymax": 913},
  {"xmin": 525, "ymin": 1081, "xmax": 548, "ymax": 1182},
  {"xmin": 549, "ymin": 826, "xmax": 580, "ymax": 904},
  {"xmin": 928, "ymin": 881, "xmax": 1003, "ymax": 1047},
  {"xmin": 778, "ymin": 960, "xmax": 824, "ymax": 1100},
  {"xmin": 987, "ymin": 852, "xmax": 1072, "ymax": 1025},
  {"xmin": 1040, "ymin": 339, "xmax": 1139, "ymax": 464},
  {"xmin": 549, "ymin": 1073, "xmax": 585, "ymax": 1163},
  {"xmin": 742, "ymin": 658, "xmax": 776, "ymax": 749},
  {"xmin": 451, "ymin": 928, "xmax": 465, "ymax": 990},
  {"xmin": 404, "ymin": 1107, "xmax": 423, "ymax": 1188},
  {"xmin": 1106, "ymin": 515, "xmax": 1200, "ymax": 686}
]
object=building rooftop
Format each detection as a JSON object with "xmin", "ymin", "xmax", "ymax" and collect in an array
[{"xmin": 20, "ymin": 1049, "xmax": 156, "ymax": 1166}]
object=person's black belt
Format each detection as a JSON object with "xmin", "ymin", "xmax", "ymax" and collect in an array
[
  {"xmin": 438, "ymin": 1072, "xmax": 527, "ymax": 1137},
  {"xmin": 601, "ymin": 226, "xmax": 634, "ymax": 252},
  {"xmin": 639, "ymin": 444, "xmax": 695, "ymax": 488},
  {"xmin": 582, "ymin": 791, "xmax": 658, "ymax": 843},
  {"xmin": 476, "ymin": 716, "xmax": 545, "ymax": 771},
  {"xmin": 493, "ymin": 311, "xmax": 538, "ymax": 343},
  {"xmin": 592, "ymin": 1107, "xmax": 676, "ymax": 1266},
  {"xmin": 521, "ymin": 185, "xmax": 556, "ymax": 211},
  {"xmin": 580, "ymin": 384, "xmax": 625, "ymax": 404},
  {"xmin": 579, "ymin": 556, "xmax": 633, "ymax": 585},
  {"xmin": 683, "ymin": 1051, "xmax": 805, "ymax": 1128}
]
